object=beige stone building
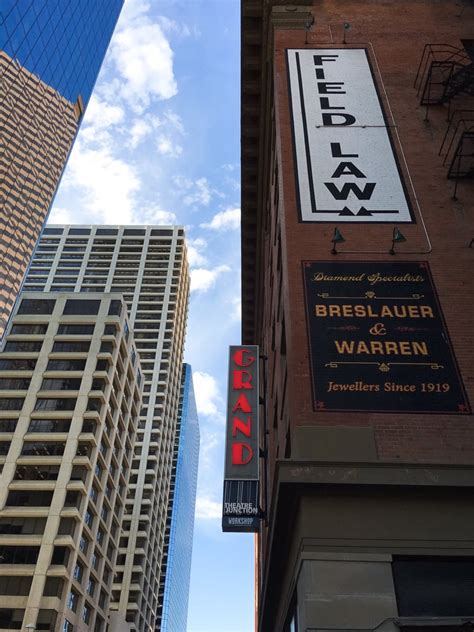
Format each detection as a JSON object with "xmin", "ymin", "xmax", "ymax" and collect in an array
[
  {"xmin": 23, "ymin": 225, "xmax": 190, "ymax": 631},
  {"xmin": 0, "ymin": 291, "xmax": 142, "ymax": 631}
]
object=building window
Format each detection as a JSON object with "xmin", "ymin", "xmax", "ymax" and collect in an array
[
  {"xmin": 0, "ymin": 398, "xmax": 24, "ymax": 411},
  {"xmin": 66, "ymin": 590, "xmax": 78, "ymax": 612},
  {"xmin": 52, "ymin": 341, "xmax": 91, "ymax": 353},
  {"xmin": 96, "ymin": 529, "xmax": 105, "ymax": 546},
  {"xmin": 95, "ymin": 359, "xmax": 110, "ymax": 372},
  {"xmin": 43, "ymin": 228, "xmax": 63, "ymax": 235},
  {"xmin": 79, "ymin": 536, "xmax": 89, "ymax": 555},
  {"xmin": 46, "ymin": 359, "xmax": 86, "ymax": 371},
  {"xmin": 6, "ymin": 491, "xmax": 53, "ymax": 507},
  {"xmin": 0, "ymin": 358, "xmax": 37, "ymax": 371},
  {"xmin": 81, "ymin": 420, "xmax": 97, "ymax": 434},
  {"xmin": 69, "ymin": 228, "xmax": 90, "ymax": 235},
  {"xmin": 92, "ymin": 551, "xmax": 101, "ymax": 571},
  {"xmin": 0, "ymin": 377, "xmax": 31, "ymax": 390},
  {"xmin": 84, "ymin": 511, "xmax": 94, "ymax": 529},
  {"xmin": 73, "ymin": 562, "xmax": 83, "ymax": 582},
  {"xmin": 108, "ymin": 300, "xmax": 122, "ymax": 317},
  {"xmin": 10, "ymin": 323, "xmax": 48, "ymax": 335},
  {"xmin": 82, "ymin": 603, "xmax": 91, "ymax": 624},
  {"xmin": 34, "ymin": 398, "xmax": 76, "ymax": 411},
  {"xmin": 123, "ymin": 228, "xmax": 145, "ymax": 236},
  {"xmin": 99, "ymin": 341, "xmax": 114, "ymax": 354},
  {"xmin": 43, "ymin": 577, "xmax": 64, "ymax": 598},
  {"xmin": 40, "ymin": 378, "xmax": 82, "ymax": 390},
  {"xmin": 87, "ymin": 578, "xmax": 96, "ymax": 597},
  {"xmin": 62, "ymin": 619, "xmax": 74, "ymax": 632},
  {"xmin": 3, "ymin": 341, "xmax": 43, "ymax": 352},
  {"xmin": 21, "ymin": 443, "xmax": 65, "ymax": 457},
  {"xmin": 64, "ymin": 300, "xmax": 100, "ymax": 315},
  {"xmin": 28, "ymin": 418, "xmax": 71, "ymax": 433},
  {"xmin": 96, "ymin": 228, "xmax": 118, "ymax": 235},
  {"xmin": 87, "ymin": 398, "xmax": 102, "ymax": 413},
  {"xmin": 0, "ymin": 546, "xmax": 40, "ymax": 564},
  {"xmin": 57, "ymin": 324, "xmax": 95, "ymax": 335},
  {"xmin": 17, "ymin": 299, "xmax": 55, "ymax": 315},
  {"xmin": 103, "ymin": 324, "xmax": 117, "ymax": 336},
  {"xmin": 0, "ymin": 419, "xmax": 17, "ymax": 432}
]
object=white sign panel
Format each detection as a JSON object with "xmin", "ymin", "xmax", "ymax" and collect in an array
[{"xmin": 287, "ymin": 48, "xmax": 414, "ymax": 223}]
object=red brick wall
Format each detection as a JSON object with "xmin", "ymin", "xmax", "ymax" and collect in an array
[{"xmin": 262, "ymin": 0, "xmax": 474, "ymax": 466}]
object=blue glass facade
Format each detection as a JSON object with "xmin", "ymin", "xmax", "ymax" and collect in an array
[
  {"xmin": 159, "ymin": 364, "xmax": 200, "ymax": 632},
  {"xmin": 0, "ymin": 1, "xmax": 123, "ymax": 338},
  {"xmin": 1, "ymin": 0, "xmax": 123, "ymax": 106}
]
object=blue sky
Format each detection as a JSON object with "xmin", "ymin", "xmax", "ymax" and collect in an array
[{"xmin": 49, "ymin": 0, "xmax": 254, "ymax": 630}]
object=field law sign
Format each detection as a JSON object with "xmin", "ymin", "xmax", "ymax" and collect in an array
[{"xmin": 287, "ymin": 48, "xmax": 414, "ymax": 223}]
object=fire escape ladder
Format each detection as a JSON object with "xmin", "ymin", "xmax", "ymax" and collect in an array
[
  {"xmin": 414, "ymin": 44, "xmax": 472, "ymax": 118},
  {"xmin": 443, "ymin": 62, "xmax": 474, "ymax": 101},
  {"xmin": 447, "ymin": 130, "xmax": 474, "ymax": 180},
  {"xmin": 438, "ymin": 109, "xmax": 474, "ymax": 199}
]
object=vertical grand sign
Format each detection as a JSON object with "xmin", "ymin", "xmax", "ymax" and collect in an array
[
  {"xmin": 287, "ymin": 48, "xmax": 414, "ymax": 223},
  {"xmin": 222, "ymin": 346, "xmax": 260, "ymax": 533},
  {"xmin": 303, "ymin": 261, "xmax": 470, "ymax": 414}
]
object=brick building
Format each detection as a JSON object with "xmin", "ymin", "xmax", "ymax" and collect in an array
[
  {"xmin": 0, "ymin": 1, "xmax": 123, "ymax": 338},
  {"xmin": 240, "ymin": 1, "xmax": 474, "ymax": 630}
]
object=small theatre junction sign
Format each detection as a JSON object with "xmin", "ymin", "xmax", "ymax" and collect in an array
[{"xmin": 287, "ymin": 48, "xmax": 414, "ymax": 223}]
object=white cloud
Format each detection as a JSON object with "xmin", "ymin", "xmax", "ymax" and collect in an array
[
  {"xmin": 157, "ymin": 135, "xmax": 183, "ymax": 157},
  {"xmin": 182, "ymin": 177, "xmax": 212, "ymax": 206},
  {"xmin": 110, "ymin": 14, "xmax": 177, "ymax": 111},
  {"xmin": 128, "ymin": 119, "xmax": 152, "ymax": 148},
  {"xmin": 230, "ymin": 295, "xmax": 242, "ymax": 323},
  {"xmin": 192, "ymin": 371, "xmax": 223, "ymax": 417},
  {"xmin": 78, "ymin": 96, "xmax": 126, "ymax": 146},
  {"xmin": 191, "ymin": 265, "xmax": 230, "ymax": 292},
  {"xmin": 47, "ymin": 206, "xmax": 74, "ymax": 224},
  {"xmin": 186, "ymin": 237, "xmax": 208, "ymax": 267},
  {"xmin": 195, "ymin": 495, "xmax": 222, "ymax": 520},
  {"xmin": 83, "ymin": 95, "xmax": 125, "ymax": 128},
  {"xmin": 157, "ymin": 16, "xmax": 199, "ymax": 38},
  {"xmin": 126, "ymin": 110, "xmax": 185, "ymax": 154},
  {"xmin": 201, "ymin": 207, "xmax": 240, "ymax": 231},
  {"xmin": 134, "ymin": 207, "xmax": 177, "ymax": 224},
  {"xmin": 119, "ymin": 0, "xmax": 151, "ymax": 24},
  {"xmin": 61, "ymin": 141, "xmax": 140, "ymax": 224},
  {"xmin": 163, "ymin": 109, "xmax": 185, "ymax": 135}
]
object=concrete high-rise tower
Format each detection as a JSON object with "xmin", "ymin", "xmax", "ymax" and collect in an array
[
  {"xmin": 0, "ymin": 1, "xmax": 124, "ymax": 337},
  {"xmin": 0, "ymin": 291, "xmax": 142, "ymax": 631},
  {"xmin": 22, "ymin": 225, "xmax": 190, "ymax": 631}
]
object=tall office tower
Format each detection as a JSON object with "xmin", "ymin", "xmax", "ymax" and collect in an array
[
  {"xmin": 240, "ymin": 1, "xmax": 474, "ymax": 631},
  {"xmin": 23, "ymin": 225, "xmax": 190, "ymax": 631},
  {"xmin": 0, "ymin": 292, "xmax": 142, "ymax": 632},
  {"xmin": 0, "ymin": 0, "xmax": 124, "ymax": 338},
  {"xmin": 157, "ymin": 364, "xmax": 200, "ymax": 632}
]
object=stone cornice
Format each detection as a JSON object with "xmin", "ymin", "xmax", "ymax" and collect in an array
[{"xmin": 241, "ymin": 1, "xmax": 312, "ymax": 344}]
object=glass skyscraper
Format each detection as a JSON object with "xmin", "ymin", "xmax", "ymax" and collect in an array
[
  {"xmin": 0, "ymin": 0, "xmax": 124, "ymax": 337},
  {"xmin": 158, "ymin": 364, "xmax": 200, "ymax": 632}
]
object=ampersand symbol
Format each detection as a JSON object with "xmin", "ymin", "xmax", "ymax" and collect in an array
[{"xmin": 369, "ymin": 322, "xmax": 386, "ymax": 336}]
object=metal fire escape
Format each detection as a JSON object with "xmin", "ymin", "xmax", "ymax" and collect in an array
[
  {"xmin": 415, "ymin": 41, "xmax": 474, "ymax": 200},
  {"xmin": 415, "ymin": 44, "xmax": 474, "ymax": 116}
]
